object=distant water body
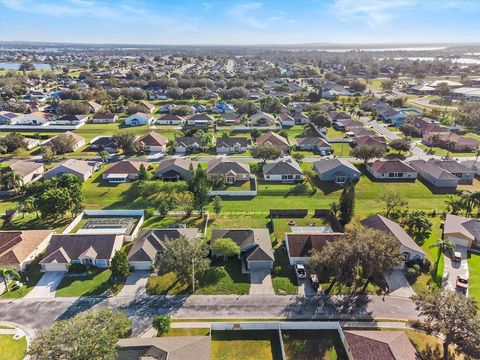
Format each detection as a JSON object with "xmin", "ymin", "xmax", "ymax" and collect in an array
[
  {"xmin": 377, "ymin": 57, "xmax": 480, "ymax": 64},
  {"xmin": 320, "ymin": 47, "xmax": 447, "ymax": 52},
  {"xmin": 0, "ymin": 62, "xmax": 52, "ymax": 70}
]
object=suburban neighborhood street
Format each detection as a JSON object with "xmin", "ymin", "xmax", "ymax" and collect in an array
[{"xmin": 0, "ymin": 294, "xmax": 419, "ymax": 336}]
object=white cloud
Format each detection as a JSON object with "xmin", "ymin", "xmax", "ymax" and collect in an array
[
  {"xmin": 228, "ymin": 2, "xmax": 266, "ymax": 29},
  {"xmin": 331, "ymin": 0, "xmax": 416, "ymax": 28}
]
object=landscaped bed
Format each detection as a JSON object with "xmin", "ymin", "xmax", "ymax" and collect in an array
[
  {"xmin": 211, "ymin": 330, "xmax": 283, "ymax": 360},
  {"xmin": 0, "ymin": 334, "xmax": 27, "ymax": 360},
  {"xmin": 282, "ymin": 330, "xmax": 347, "ymax": 360}
]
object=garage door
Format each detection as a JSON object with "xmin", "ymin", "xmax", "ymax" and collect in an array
[
  {"xmin": 248, "ymin": 261, "xmax": 272, "ymax": 271},
  {"xmin": 43, "ymin": 263, "xmax": 68, "ymax": 272},
  {"xmin": 130, "ymin": 261, "xmax": 151, "ymax": 270}
]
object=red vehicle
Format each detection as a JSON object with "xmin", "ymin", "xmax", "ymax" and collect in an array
[{"xmin": 456, "ymin": 275, "xmax": 469, "ymax": 292}]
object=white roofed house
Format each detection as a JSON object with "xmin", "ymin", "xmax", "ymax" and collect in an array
[
  {"xmin": 124, "ymin": 112, "xmax": 154, "ymax": 126},
  {"xmin": 44, "ymin": 159, "xmax": 98, "ymax": 181},
  {"xmin": 15, "ymin": 111, "xmax": 53, "ymax": 125},
  {"xmin": 4, "ymin": 160, "xmax": 44, "ymax": 186},
  {"xmin": 250, "ymin": 112, "xmax": 276, "ymax": 127},
  {"xmin": 443, "ymin": 214, "xmax": 480, "ymax": 249}
]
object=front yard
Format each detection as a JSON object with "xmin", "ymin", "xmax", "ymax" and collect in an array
[
  {"xmin": 468, "ymin": 253, "xmax": 480, "ymax": 301},
  {"xmin": 55, "ymin": 268, "xmax": 123, "ymax": 297},
  {"xmin": 0, "ymin": 256, "xmax": 44, "ymax": 299},
  {"xmin": 211, "ymin": 330, "xmax": 283, "ymax": 360},
  {"xmin": 282, "ymin": 330, "xmax": 347, "ymax": 360},
  {"xmin": 0, "ymin": 335, "xmax": 27, "ymax": 360}
]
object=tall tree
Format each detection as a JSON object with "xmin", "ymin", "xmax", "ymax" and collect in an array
[
  {"xmin": 389, "ymin": 138, "xmax": 411, "ymax": 154},
  {"xmin": 0, "ymin": 171, "xmax": 23, "ymax": 190},
  {"xmin": 112, "ymin": 132, "xmax": 137, "ymax": 154},
  {"xmin": 211, "ymin": 238, "xmax": 240, "ymax": 259},
  {"xmin": 188, "ymin": 165, "xmax": 211, "ymax": 213},
  {"xmin": 338, "ymin": 181, "xmax": 355, "ymax": 225},
  {"xmin": 413, "ymin": 290, "xmax": 480, "ymax": 360},
  {"xmin": 111, "ymin": 250, "xmax": 130, "ymax": 281},
  {"xmin": 28, "ymin": 309, "xmax": 132, "ymax": 360},
  {"xmin": 379, "ymin": 192, "xmax": 408, "ymax": 218},
  {"xmin": 0, "ymin": 268, "xmax": 20, "ymax": 293},
  {"xmin": 350, "ymin": 145, "xmax": 385, "ymax": 164},
  {"xmin": 251, "ymin": 143, "xmax": 283, "ymax": 165}
]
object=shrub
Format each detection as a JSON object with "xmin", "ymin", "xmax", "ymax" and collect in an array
[
  {"xmin": 405, "ymin": 264, "xmax": 421, "ymax": 279},
  {"xmin": 273, "ymin": 266, "xmax": 282, "ymax": 275},
  {"xmin": 145, "ymin": 207, "xmax": 155, "ymax": 219},
  {"xmin": 68, "ymin": 263, "xmax": 87, "ymax": 273},
  {"xmin": 153, "ymin": 315, "xmax": 171, "ymax": 336},
  {"xmin": 420, "ymin": 258, "xmax": 431, "ymax": 273}
]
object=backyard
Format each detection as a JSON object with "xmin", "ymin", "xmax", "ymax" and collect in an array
[
  {"xmin": 282, "ymin": 330, "xmax": 347, "ymax": 360},
  {"xmin": 211, "ymin": 330, "xmax": 283, "ymax": 360}
]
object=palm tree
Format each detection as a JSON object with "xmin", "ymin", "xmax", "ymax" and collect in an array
[
  {"xmin": 431, "ymin": 238, "xmax": 456, "ymax": 261},
  {"xmin": 98, "ymin": 150, "xmax": 110, "ymax": 163},
  {"xmin": 445, "ymin": 140, "xmax": 456, "ymax": 159},
  {"xmin": 427, "ymin": 133, "xmax": 440, "ymax": 154},
  {"xmin": 0, "ymin": 268, "xmax": 20, "ymax": 293},
  {"xmin": 0, "ymin": 171, "xmax": 23, "ymax": 191},
  {"xmin": 461, "ymin": 191, "xmax": 480, "ymax": 216},
  {"xmin": 445, "ymin": 195, "xmax": 463, "ymax": 215}
]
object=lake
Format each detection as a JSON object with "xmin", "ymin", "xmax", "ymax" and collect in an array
[{"xmin": 0, "ymin": 62, "xmax": 52, "ymax": 70}]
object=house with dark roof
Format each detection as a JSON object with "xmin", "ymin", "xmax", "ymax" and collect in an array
[
  {"xmin": 296, "ymin": 136, "xmax": 332, "ymax": 152},
  {"xmin": 333, "ymin": 119, "xmax": 363, "ymax": 131},
  {"xmin": 155, "ymin": 158, "xmax": 197, "ymax": 181},
  {"xmin": 412, "ymin": 117, "xmax": 449, "ymax": 134},
  {"xmin": 135, "ymin": 131, "xmax": 168, "ymax": 153},
  {"xmin": 432, "ymin": 160, "xmax": 474, "ymax": 184},
  {"xmin": 408, "ymin": 159, "xmax": 460, "ymax": 189},
  {"xmin": 210, "ymin": 229, "xmax": 274, "ymax": 271},
  {"xmin": 292, "ymin": 112, "xmax": 309, "ymax": 125},
  {"xmin": 353, "ymin": 135, "xmax": 387, "ymax": 151},
  {"xmin": 367, "ymin": 159, "xmax": 418, "ymax": 181},
  {"xmin": 216, "ymin": 137, "xmax": 249, "ymax": 154},
  {"xmin": 156, "ymin": 114, "xmax": 184, "ymax": 126},
  {"xmin": 55, "ymin": 114, "xmax": 88, "ymax": 125},
  {"xmin": 361, "ymin": 214, "xmax": 425, "ymax": 269},
  {"xmin": 218, "ymin": 113, "xmax": 242, "ymax": 126},
  {"xmin": 206, "ymin": 157, "xmax": 251, "ymax": 184},
  {"xmin": 422, "ymin": 132, "xmax": 480, "ymax": 152},
  {"xmin": 285, "ymin": 232, "xmax": 342, "ymax": 265},
  {"xmin": 262, "ymin": 158, "xmax": 303, "ymax": 182},
  {"xmin": 186, "ymin": 113, "xmax": 213, "ymax": 127},
  {"xmin": 344, "ymin": 331, "xmax": 418, "ymax": 360},
  {"xmin": 444, "ymin": 213, "xmax": 480, "ymax": 248},
  {"xmin": 249, "ymin": 112, "xmax": 276, "ymax": 126},
  {"xmin": 40, "ymin": 234, "xmax": 123, "ymax": 271},
  {"xmin": 128, "ymin": 228, "xmax": 198, "ymax": 270},
  {"xmin": 256, "ymin": 131, "xmax": 290, "ymax": 152},
  {"xmin": 313, "ymin": 159, "xmax": 361, "ymax": 185},
  {"xmin": 102, "ymin": 160, "xmax": 148, "ymax": 183},
  {"xmin": 138, "ymin": 100, "xmax": 155, "ymax": 114},
  {"xmin": 0, "ymin": 230, "xmax": 53, "ymax": 271},
  {"xmin": 174, "ymin": 136, "xmax": 205, "ymax": 154},
  {"xmin": 117, "ymin": 336, "xmax": 211, "ymax": 360},
  {"xmin": 90, "ymin": 136, "xmax": 118, "ymax": 153}
]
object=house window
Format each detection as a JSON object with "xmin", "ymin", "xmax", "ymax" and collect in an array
[
  {"xmin": 335, "ymin": 176, "xmax": 347, "ymax": 184},
  {"xmin": 402, "ymin": 252, "xmax": 411, "ymax": 262},
  {"xmin": 266, "ymin": 175, "xmax": 270, "ymax": 179},
  {"xmin": 453, "ymin": 173, "xmax": 462, "ymax": 178},
  {"xmin": 282, "ymin": 175, "xmax": 294, "ymax": 180},
  {"xmin": 226, "ymin": 176, "xmax": 235, "ymax": 184}
]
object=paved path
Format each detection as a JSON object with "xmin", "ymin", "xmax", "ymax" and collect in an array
[
  {"xmin": 24, "ymin": 272, "xmax": 65, "ymax": 299},
  {"xmin": 385, "ymin": 270, "xmax": 416, "ymax": 298},
  {"xmin": 117, "ymin": 271, "xmax": 149, "ymax": 297},
  {"xmin": 249, "ymin": 270, "xmax": 275, "ymax": 295},
  {"xmin": 442, "ymin": 246, "xmax": 469, "ymax": 295},
  {"xmin": 0, "ymin": 294, "xmax": 420, "ymax": 336}
]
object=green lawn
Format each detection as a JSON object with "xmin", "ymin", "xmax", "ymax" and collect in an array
[
  {"xmin": 272, "ymin": 248, "xmax": 298, "ymax": 295},
  {"xmin": 282, "ymin": 330, "xmax": 347, "ymax": 360},
  {"xmin": 417, "ymin": 144, "xmax": 475, "ymax": 158},
  {"xmin": 147, "ymin": 259, "xmax": 250, "ymax": 296},
  {"xmin": 0, "ymin": 335, "xmax": 27, "ymax": 360},
  {"xmin": 468, "ymin": 253, "xmax": 480, "ymax": 301},
  {"xmin": 211, "ymin": 330, "xmax": 283, "ymax": 360},
  {"xmin": 166, "ymin": 328, "xmax": 210, "ymax": 337},
  {"xmin": 55, "ymin": 268, "xmax": 122, "ymax": 297},
  {"xmin": 1, "ymin": 256, "xmax": 44, "ymax": 299}
]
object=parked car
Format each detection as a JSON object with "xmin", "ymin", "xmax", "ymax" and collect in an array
[
  {"xmin": 295, "ymin": 264, "xmax": 306, "ymax": 279},
  {"xmin": 309, "ymin": 273, "xmax": 319, "ymax": 290},
  {"xmin": 456, "ymin": 275, "xmax": 469, "ymax": 292},
  {"xmin": 453, "ymin": 251, "xmax": 462, "ymax": 262}
]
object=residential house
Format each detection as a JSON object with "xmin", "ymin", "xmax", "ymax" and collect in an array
[
  {"xmin": 313, "ymin": 159, "xmax": 361, "ymax": 185},
  {"xmin": 117, "ymin": 336, "xmax": 211, "ymax": 360},
  {"xmin": 328, "ymin": 112, "xmax": 351, "ymax": 123},
  {"xmin": 213, "ymin": 103, "xmax": 234, "ymax": 114},
  {"xmin": 408, "ymin": 160, "xmax": 460, "ymax": 189},
  {"xmin": 296, "ymin": 136, "xmax": 332, "ymax": 152},
  {"xmin": 374, "ymin": 105, "xmax": 408, "ymax": 126},
  {"xmin": 124, "ymin": 112, "xmax": 154, "ymax": 126},
  {"xmin": 102, "ymin": 160, "xmax": 148, "ymax": 183},
  {"xmin": 361, "ymin": 214, "xmax": 425, "ymax": 269},
  {"xmin": 279, "ymin": 113, "xmax": 295, "ymax": 127},
  {"xmin": 156, "ymin": 114, "xmax": 184, "ymax": 126},
  {"xmin": 262, "ymin": 158, "xmax": 304, "ymax": 182},
  {"xmin": 24, "ymin": 137, "xmax": 40, "ymax": 150},
  {"xmin": 216, "ymin": 137, "xmax": 249, "ymax": 154},
  {"xmin": 0, "ymin": 111, "xmax": 20, "ymax": 125},
  {"xmin": 90, "ymin": 136, "xmax": 118, "ymax": 153},
  {"xmin": 44, "ymin": 159, "xmax": 98, "ymax": 181},
  {"xmin": 443, "ymin": 213, "xmax": 480, "ymax": 248},
  {"xmin": 174, "ymin": 136, "xmax": 205, "ymax": 154},
  {"xmin": 256, "ymin": 131, "xmax": 290, "ymax": 153},
  {"xmin": 344, "ymin": 331, "xmax": 418, "ymax": 360},
  {"xmin": 250, "ymin": 112, "xmax": 276, "ymax": 126},
  {"xmin": 135, "ymin": 131, "xmax": 168, "ymax": 153},
  {"xmin": 333, "ymin": 119, "xmax": 363, "ymax": 131},
  {"xmin": 218, "ymin": 113, "xmax": 242, "ymax": 126},
  {"xmin": 210, "ymin": 229, "xmax": 274, "ymax": 271},
  {"xmin": 206, "ymin": 157, "xmax": 251, "ymax": 184},
  {"xmin": 42, "ymin": 131, "xmax": 85, "ymax": 152},
  {"xmin": 55, "ymin": 114, "xmax": 88, "ymax": 125},
  {"xmin": 128, "ymin": 228, "xmax": 198, "ymax": 270},
  {"xmin": 367, "ymin": 159, "xmax": 418, "ymax": 180},
  {"xmin": 353, "ymin": 135, "xmax": 388, "ymax": 152},
  {"xmin": 292, "ymin": 112, "xmax": 309, "ymax": 125},
  {"xmin": 91, "ymin": 113, "xmax": 118, "ymax": 124},
  {"xmin": 5, "ymin": 160, "xmax": 44, "ymax": 185},
  {"xmin": 412, "ymin": 117, "xmax": 449, "ymax": 134},
  {"xmin": 285, "ymin": 232, "xmax": 341, "ymax": 265},
  {"xmin": 40, "ymin": 234, "xmax": 123, "ymax": 271},
  {"xmin": 461, "ymin": 160, "xmax": 480, "ymax": 177},
  {"xmin": 349, "ymin": 127, "xmax": 376, "ymax": 137},
  {"xmin": 422, "ymin": 132, "xmax": 480, "ymax": 152},
  {"xmin": 0, "ymin": 230, "xmax": 54, "ymax": 271},
  {"xmin": 155, "ymin": 158, "xmax": 197, "ymax": 181},
  {"xmin": 432, "ymin": 160, "xmax": 474, "ymax": 184},
  {"xmin": 15, "ymin": 111, "xmax": 52, "ymax": 125},
  {"xmin": 87, "ymin": 101, "xmax": 102, "ymax": 113},
  {"xmin": 138, "ymin": 100, "xmax": 155, "ymax": 114},
  {"xmin": 186, "ymin": 113, "xmax": 213, "ymax": 127}
]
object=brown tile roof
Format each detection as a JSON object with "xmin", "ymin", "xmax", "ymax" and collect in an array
[
  {"xmin": 370, "ymin": 159, "xmax": 416, "ymax": 173},
  {"xmin": 256, "ymin": 131, "xmax": 290, "ymax": 148},
  {"xmin": 444, "ymin": 213, "xmax": 480, "ymax": 241},
  {"xmin": 135, "ymin": 131, "xmax": 168, "ymax": 147},
  {"xmin": 345, "ymin": 331, "xmax": 418, "ymax": 360},
  {"xmin": 43, "ymin": 131, "xmax": 85, "ymax": 148},
  {"xmin": 103, "ymin": 160, "xmax": 148, "ymax": 175},
  {"xmin": 0, "ymin": 230, "xmax": 53, "ymax": 267},
  {"xmin": 7, "ymin": 160, "xmax": 43, "ymax": 177},
  {"xmin": 286, "ymin": 233, "xmax": 342, "ymax": 257},
  {"xmin": 355, "ymin": 135, "xmax": 387, "ymax": 149}
]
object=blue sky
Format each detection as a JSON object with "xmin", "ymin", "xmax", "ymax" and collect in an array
[{"xmin": 0, "ymin": 0, "xmax": 479, "ymax": 45}]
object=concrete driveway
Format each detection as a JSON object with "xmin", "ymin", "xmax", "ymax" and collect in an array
[
  {"xmin": 298, "ymin": 278, "xmax": 318, "ymax": 297},
  {"xmin": 442, "ymin": 246, "xmax": 469, "ymax": 295},
  {"xmin": 385, "ymin": 270, "xmax": 416, "ymax": 298},
  {"xmin": 25, "ymin": 272, "xmax": 65, "ymax": 299},
  {"xmin": 249, "ymin": 269, "xmax": 275, "ymax": 295},
  {"xmin": 117, "ymin": 271, "xmax": 150, "ymax": 297}
]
